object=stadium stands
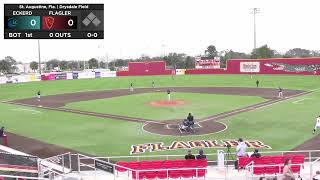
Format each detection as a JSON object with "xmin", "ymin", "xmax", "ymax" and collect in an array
[
  {"xmin": 238, "ymin": 154, "xmax": 305, "ymax": 176},
  {"xmin": 116, "ymin": 159, "xmax": 207, "ymax": 179}
]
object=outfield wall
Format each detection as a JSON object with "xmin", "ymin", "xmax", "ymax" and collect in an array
[
  {"xmin": 117, "ymin": 61, "xmax": 173, "ymax": 76},
  {"xmin": 185, "ymin": 58, "xmax": 320, "ymax": 75}
]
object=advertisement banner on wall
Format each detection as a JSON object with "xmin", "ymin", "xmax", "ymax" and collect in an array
[
  {"xmin": 55, "ymin": 73, "xmax": 67, "ymax": 80},
  {"xmin": 176, "ymin": 69, "xmax": 186, "ymax": 75},
  {"xmin": 95, "ymin": 72, "xmax": 101, "ymax": 78},
  {"xmin": 30, "ymin": 74, "xmax": 36, "ymax": 81},
  {"xmin": 0, "ymin": 77, "xmax": 7, "ymax": 84},
  {"xmin": 78, "ymin": 72, "xmax": 95, "ymax": 79},
  {"xmin": 66, "ymin": 73, "xmax": 73, "ymax": 80},
  {"xmin": 195, "ymin": 57, "xmax": 220, "ymax": 69},
  {"xmin": 100, "ymin": 71, "xmax": 116, "ymax": 77},
  {"xmin": 72, "ymin": 72, "xmax": 79, "ymax": 79},
  {"xmin": 240, "ymin": 62, "xmax": 260, "ymax": 73}
]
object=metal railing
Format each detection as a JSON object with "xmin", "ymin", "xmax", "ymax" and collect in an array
[{"xmin": 94, "ymin": 149, "xmax": 320, "ymax": 165}]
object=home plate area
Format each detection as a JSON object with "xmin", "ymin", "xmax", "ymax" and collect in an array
[{"xmin": 166, "ymin": 123, "xmax": 202, "ymax": 134}]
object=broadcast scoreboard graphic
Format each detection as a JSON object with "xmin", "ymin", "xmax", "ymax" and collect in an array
[{"xmin": 4, "ymin": 4, "xmax": 104, "ymax": 39}]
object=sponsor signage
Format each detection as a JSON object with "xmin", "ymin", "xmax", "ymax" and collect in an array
[
  {"xmin": 95, "ymin": 71, "xmax": 101, "ymax": 78},
  {"xmin": 72, "ymin": 72, "xmax": 79, "ymax": 79},
  {"xmin": 131, "ymin": 140, "xmax": 271, "ymax": 154},
  {"xmin": 195, "ymin": 57, "xmax": 220, "ymax": 69},
  {"xmin": 55, "ymin": 73, "xmax": 67, "ymax": 80},
  {"xmin": 95, "ymin": 160, "xmax": 114, "ymax": 174},
  {"xmin": 240, "ymin": 62, "xmax": 260, "ymax": 73}
]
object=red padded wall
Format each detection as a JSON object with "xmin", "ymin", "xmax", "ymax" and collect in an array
[
  {"xmin": 227, "ymin": 58, "xmax": 320, "ymax": 75},
  {"xmin": 117, "ymin": 61, "xmax": 173, "ymax": 76}
]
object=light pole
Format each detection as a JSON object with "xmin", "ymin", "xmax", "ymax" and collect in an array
[
  {"xmin": 250, "ymin": 8, "xmax": 260, "ymax": 59},
  {"xmin": 37, "ymin": 40, "xmax": 41, "ymax": 74}
]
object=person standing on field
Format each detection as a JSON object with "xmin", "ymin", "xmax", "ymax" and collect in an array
[
  {"xmin": 256, "ymin": 80, "xmax": 259, "ymax": 88},
  {"xmin": 313, "ymin": 115, "xmax": 320, "ymax": 134},
  {"xmin": 152, "ymin": 81, "xmax": 155, "ymax": 88},
  {"xmin": 167, "ymin": 89, "xmax": 171, "ymax": 101},
  {"xmin": 37, "ymin": 90, "xmax": 41, "ymax": 102},
  {"xmin": 278, "ymin": 87, "xmax": 283, "ymax": 98},
  {"xmin": 130, "ymin": 83, "xmax": 134, "ymax": 92}
]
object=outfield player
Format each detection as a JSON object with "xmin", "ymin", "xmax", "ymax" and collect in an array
[
  {"xmin": 256, "ymin": 80, "xmax": 259, "ymax": 88},
  {"xmin": 37, "ymin": 90, "xmax": 41, "ymax": 102},
  {"xmin": 278, "ymin": 87, "xmax": 283, "ymax": 98},
  {"xmin": 313, "ymin": 116, "xmax": 320, "ymax": 134},
  {"xmin": 167, "ymin": 89, "xmax": 171, "ymax": 101},
  {"xmin": 130, "ymin": 83, "xmax": 134, "ymax": 92},
  {"xmin": 152, "ymin": 81, "xmax": 155, "ymax": 88}
]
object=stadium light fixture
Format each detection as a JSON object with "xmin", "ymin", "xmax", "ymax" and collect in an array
[{"xmin": 250, "ymin": 8, "xmax": 260, "ymax": 59}]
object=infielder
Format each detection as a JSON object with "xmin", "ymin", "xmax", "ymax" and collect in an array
[
  {"xmin": 313, "ymin": 116, "xmax": 320, "ymax": 134},
  {"xmin": 278, "ymin": 87, "xmax": 283, "ymax": 98},
  {"xmin": 37, "ymin": 90, "xmax": 41, "ymax": 102},
  {"xmin": 167, "ymin": 89, "xmax": 171, "ymax": 101}
]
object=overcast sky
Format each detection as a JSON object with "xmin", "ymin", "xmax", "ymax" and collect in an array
[{"xmin": 1, "ymin": 0, "xmax": 320, "ymax": 63}]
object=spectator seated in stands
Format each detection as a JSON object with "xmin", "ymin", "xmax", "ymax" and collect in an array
[
  {"xmin": 196, "ymin": 149, "xmax": 207, "ymax": 159},
  {"xmin": 313, "ymin": 171, "xmax": 320, "ymax": 180},
  {"xmin": 250, "ymin": 149, "xmax": 261, "ymax": 158},
  {"xmin": 283, "ymin": 159, "xmax": 295, "ymax": 180},
  {"xmin": 185, "ymin": 149, "xmax": 195, "ymax": 160}
]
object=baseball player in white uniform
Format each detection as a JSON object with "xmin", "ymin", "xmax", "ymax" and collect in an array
[
  {"xmin": 278, "ymin": 87, "xmax": 283, "ymax": 98},
  {"xmin": 313, "ymin": 116, "xmax": 320, "ymax": 134},
  {"xmin": 167, "ymin": 89, "xmax": 171, "ymax": 101}
]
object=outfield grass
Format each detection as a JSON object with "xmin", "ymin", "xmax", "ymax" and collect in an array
[
  {"xmin": 0, "ymin": 75, "xmax": 320, "ymax": 157},
  {"xmin": 64, "ymin": 92, "xmax": 266, "ymax": 121}
]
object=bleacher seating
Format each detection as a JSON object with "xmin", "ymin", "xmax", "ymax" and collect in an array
[
  {"xmin": 238, "ymin": 154, "xmax": 305, "ymax": 175},
  {"xmin": 115, "ymin": 159, "xmax": 207, "ymax": 179}
]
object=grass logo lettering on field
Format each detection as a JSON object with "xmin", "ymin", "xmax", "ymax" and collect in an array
[{"xmin": 130, "ymin": 139, "xmax": 272, "ymax": 154}]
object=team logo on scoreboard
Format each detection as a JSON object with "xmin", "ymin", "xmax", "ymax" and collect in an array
[
  {"xmin": 44, "ymin": 16, "xmax": 55, "ymax": 29},
  {"xmin": 7, "ymin": 17, "xmax": 18, "ymax": 29}
]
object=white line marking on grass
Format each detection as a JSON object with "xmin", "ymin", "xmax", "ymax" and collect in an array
[
  {"xmin": 311, "ymin": 88, "xmax": 320, "ymax": 92},
  {"xmin": 292, "ymin": 98, "xmax": 312, "ymax": 104},
  {"xmin": 12, "ymin": 108, "xmax": 42, "ymax": 114},
  {"xmin": 195, "ymin": 123, "xmax": 202, "ymax": 128}
]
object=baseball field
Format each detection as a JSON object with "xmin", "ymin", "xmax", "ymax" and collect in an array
[{"xmin": 1, "ymin": 74, "xmax": 320, "ymax": 158}]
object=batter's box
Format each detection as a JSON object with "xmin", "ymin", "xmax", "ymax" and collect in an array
[
  {"xmin": 166, "ymin": 123, "xmax": 201, "ymax": 129},
  {"xmin": 166, "ymin": 124, "xmax": 180, "ymax": 129}
]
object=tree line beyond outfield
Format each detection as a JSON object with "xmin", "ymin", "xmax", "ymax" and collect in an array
[{"xmin": 1, "ymin": 45, "xmax": 320, "ymax": 74}]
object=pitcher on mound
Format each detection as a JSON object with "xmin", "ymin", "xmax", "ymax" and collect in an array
[{"xmin": 167, "ymin": 89, "xmax": 171, "ymax": 101}]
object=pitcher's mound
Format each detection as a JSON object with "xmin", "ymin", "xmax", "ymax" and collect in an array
[{"xmin": 149, "ymin": 100, "xmax": 186, "ymax": 107}]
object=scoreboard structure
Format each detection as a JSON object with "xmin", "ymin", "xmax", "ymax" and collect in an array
[{"xmin": 4, "ymin": 4, "xmax": 104, "ymax": 39}]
